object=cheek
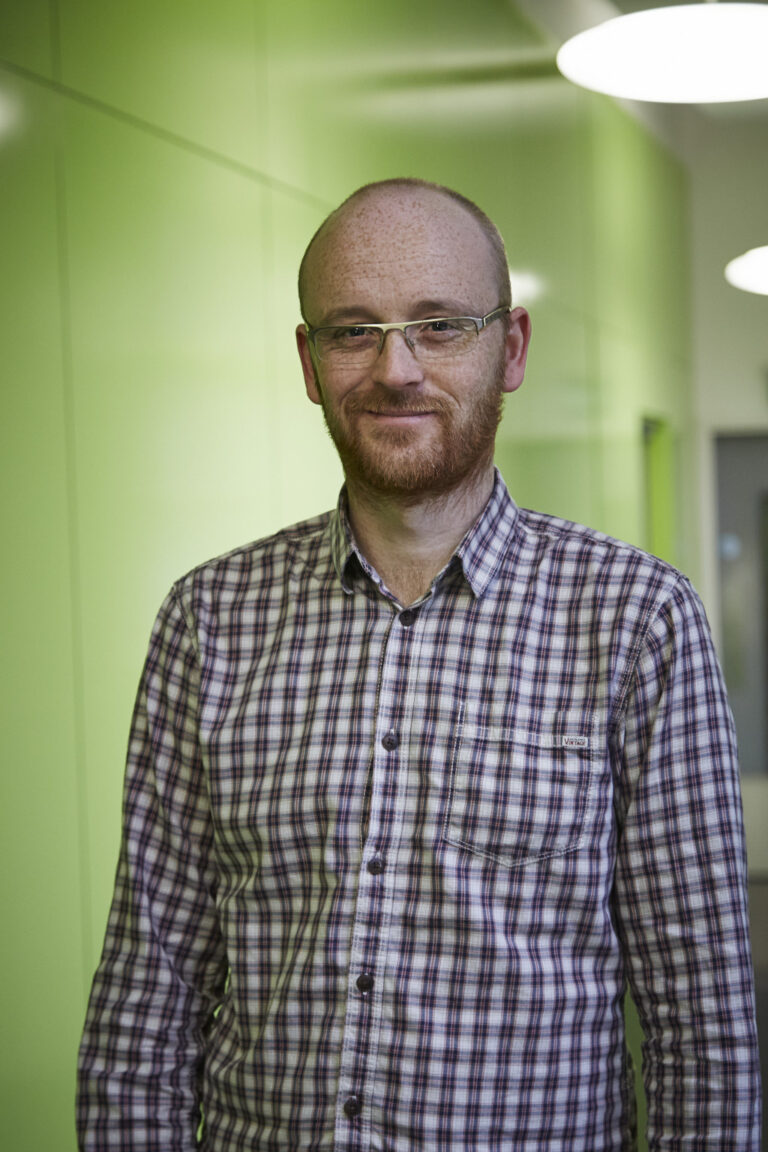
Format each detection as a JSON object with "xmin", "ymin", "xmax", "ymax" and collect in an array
[
  {"xmin": 314, "ymin": 373, "xmax": 358, "ymax": 415},
  {"xmin": 441, "ymin": 349, "xmax": 503, "ymax": 403}
]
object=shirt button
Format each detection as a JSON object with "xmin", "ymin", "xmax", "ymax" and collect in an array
[
  {"xmin": 399, "ymin": 609, "xmax": 417, "ymax": 627},
  {"xmin": 343, "ymin": 1095, "xmax": 362, "ymax": 1119},
  {"xmin": 367, "ymin": 855, "xmax": 384, "ymax": 874},
  {"xmin": 356, "ymin": 972, "xmax": 374, "ymax": 993},
  {"xmin": 382, "ymin": 729, "xmax": 399, "ymax": 751}
]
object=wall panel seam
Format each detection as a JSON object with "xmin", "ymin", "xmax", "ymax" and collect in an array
[{"xmin": 0, "ymin": 57, "xmax": 333, "ymax": 213}]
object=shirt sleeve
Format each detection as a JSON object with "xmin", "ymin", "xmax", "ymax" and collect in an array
[
  {"xmin": 612, "ymin": 574, "xmax": 762, "ymax": 1150},
  {"xmin": 76, "ymin": 585, "xmax": 228, "ymax": 1151}
]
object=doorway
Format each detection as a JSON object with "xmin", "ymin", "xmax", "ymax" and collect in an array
[
  {"xmin": 716, "ymin": 433, "xmax": 768, "ymax": 1143},
  {"xmin": 716, "ymin": 434, "xmax": 768, "ymax": 779}
]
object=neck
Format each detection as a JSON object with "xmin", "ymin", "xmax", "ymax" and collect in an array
[{"xmin": 345, "ymin": 466, "xmax": 495, "ymax": 607}]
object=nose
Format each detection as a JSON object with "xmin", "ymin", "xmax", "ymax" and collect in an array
[{"xmin": 372, "ymin": 328, "xmax": 425, "ymax": 388}]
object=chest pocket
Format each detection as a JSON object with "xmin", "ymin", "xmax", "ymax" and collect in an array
[{"xmin": 443, "ymin": 711, "xmax": 602, "ymax": 869}]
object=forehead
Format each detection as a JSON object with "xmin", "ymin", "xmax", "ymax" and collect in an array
[{"xmin": 303, "ymin": 190, "xmax": 499, "ymax": 322}]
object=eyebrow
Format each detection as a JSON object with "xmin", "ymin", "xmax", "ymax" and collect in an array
[{"xmin": 315, "ymin": 299, "xmax": 478, "ymax": 326}]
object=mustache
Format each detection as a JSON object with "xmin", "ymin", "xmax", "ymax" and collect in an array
[{"xmin": 345, "ymin": 390, "xmax": 450, "ymax": 416}]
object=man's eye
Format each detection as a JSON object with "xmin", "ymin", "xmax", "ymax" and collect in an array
[
  {"xmin": 315, "ymin": 326, "xmax": 379, "ymax": 354},
  {"xmin": 418, "ymin": 319, "xmax": 464, "ymax": 340},
  {"xmin": 330, "ymin": 326, "xmax": 377, "ymax": 344}
]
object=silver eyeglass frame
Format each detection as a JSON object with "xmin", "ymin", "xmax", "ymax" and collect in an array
[{"xmin": 306, "ymin": 304, "xmax": 510, "ymax": 362}]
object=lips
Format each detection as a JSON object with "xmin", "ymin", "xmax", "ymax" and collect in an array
[
  {"xmin": 346, "ymin": 391, "xmax": 446, "ymax": 419},
  {"xmin": 368, "ymin": 409, "xmax": 434, "ymax": 417}
]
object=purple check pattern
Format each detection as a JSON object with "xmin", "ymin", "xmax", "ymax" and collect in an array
[{"xmin": 77, "ymin": 472, "xmax": 761, "ymax": 1150}]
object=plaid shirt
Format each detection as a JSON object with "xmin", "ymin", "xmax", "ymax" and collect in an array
[{"xmin": 77, "ymin": 472, "xmax": 761, "ymax": 1151}]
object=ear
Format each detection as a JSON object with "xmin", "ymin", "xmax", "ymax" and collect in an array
[
  {"xmin": 501, "ymin": 306, "xmax": 531, "ymax": 395},
  {"xmin": 296, "ymin": 324, "xmax": 322, "ymax": 405}
]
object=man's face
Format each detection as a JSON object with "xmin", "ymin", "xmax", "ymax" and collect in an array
[{"xmin": 296, "ymin": 190, "xmax": 530, "ymax": 499}]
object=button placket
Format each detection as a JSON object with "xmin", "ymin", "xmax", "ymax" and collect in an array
[{"xmin": 336, "ymin": 602, "xmax": 420, "ymax": 1152}]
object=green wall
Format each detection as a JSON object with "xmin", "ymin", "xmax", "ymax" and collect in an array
[{"xmin": 1, "ymin": 3, "xmax": 692, "ymax": 1147}]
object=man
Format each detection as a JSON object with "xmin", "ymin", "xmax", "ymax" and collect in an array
[{"xmin": 77, "ymin": 178, "xmax": 761, "ymax": 1150}]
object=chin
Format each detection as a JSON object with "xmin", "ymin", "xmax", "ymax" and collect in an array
[
  {"xmin": 349, "ymin": 445, "xmax": 491, "ymax": 498},
  {"xmin": 323, "ymin": 401, "xmax": 500, "ymax": 498}
]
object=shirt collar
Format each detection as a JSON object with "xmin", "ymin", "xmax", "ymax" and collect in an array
[
  {"xmin": 329, "ymin": 468, "xmax": 519, "ymax": 600},
  {"xmin": 455, "ymin": 468, "xmax": 519, "ymax": 597},
  {"xmin": 328, "ymin": 491, "xmax": 359, "ymax": 594}
]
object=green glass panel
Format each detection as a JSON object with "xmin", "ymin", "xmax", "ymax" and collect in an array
[
  {"xmin": 591, "ymin": 97, "xmax": 690, "ymax": 353},
  {"xmin": 58, "ymin": 0, "xmax": 268, "ymax": 168},
  {"xmin": 500, "ymin": 298, "xmax": 596, "ymax": 442},
  {"xmin": 60, "ymin": 100, "xmax": 272, "ymax": 944},
  {"xmin": 585, "ymin": 98, "xmax": 691, "ymax": 566},
  {"xmin": 0, "ymin": 0, "xmax": 54, "ymax": 78},
  {"xmin": 0, "ymin": 73, "xmax": 83, "ymax": 1152},
  {"xmin": 264, "ymin": 0, "xmax": 550, "ymax": 202},
  {"xmin": 625, "ymin": 996, "xmax": 649, "ymax": 1146},
  {"xmin": 497, "ymin": 298, "xmax": 600, "ymax": 526},
  {"xmin": 496, "ymin": 436, "xmax": 601, "ymax": 528}
]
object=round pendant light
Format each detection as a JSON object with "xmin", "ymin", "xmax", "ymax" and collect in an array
[
  {"xmin": 725, "ymin": 246, "xmax": 768, "ymax": 295},
  {"xmin": 557, "ymin": 3, "xmax": 768, "ymax": 104}
]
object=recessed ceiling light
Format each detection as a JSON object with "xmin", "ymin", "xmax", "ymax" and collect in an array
[
  {"xmin": 509, "ymin": 268, "xmax": 546, "ymax": 305},
  {"xmin": 557, "ymin": 3, "xmax": 768, "ymax": 104},
  {"xmin": 725, "ymin": 246, "xmax": 768, "ymax": 295}
]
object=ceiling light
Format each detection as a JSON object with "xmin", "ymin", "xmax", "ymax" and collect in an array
[
  {"xmin": 557, "ymin": 3, "xmax": 768, "ymax": 104},
  {"xmin": 725, "ymin": 246, "xmax": 768, "ymax": 295},
  {"xmin": 509, "ymin": 268, "xmax": 546, "ymax": 305},
  {"xmin": 0, "ymin": 90, "xmax": 21, "ymax": 139}
]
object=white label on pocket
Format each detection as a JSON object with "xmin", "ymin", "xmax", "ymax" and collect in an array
[{"xmin": 562, "ymin": 735, "xmax": 589, "ymax": 750}]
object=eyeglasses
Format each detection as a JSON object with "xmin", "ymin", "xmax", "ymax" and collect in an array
[{"xmin": 306, "ymin": 305, "xmax": 510, "ymax": 368}]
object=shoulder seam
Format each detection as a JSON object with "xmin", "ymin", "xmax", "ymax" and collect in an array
[
  {"xmin": 612, "ymin": 569, "xmax": 691, "ymax": 726},
  {"xmin": 171, "ymin": 512, "xmax": 334, "ymax": 586}
]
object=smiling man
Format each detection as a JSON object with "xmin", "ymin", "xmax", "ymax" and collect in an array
[
  {"xmin": 295, "ymin": 183, "xmax": 530, "ymax": 607},
  {"xmin": 77, "ymin": 179, "xmax": 761, "ymax": 1151}
]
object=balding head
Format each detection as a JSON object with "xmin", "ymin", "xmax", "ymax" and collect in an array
[
  {"xmin": 298, "ymin": 179, "xmax": 511, "ymax": 325},
  {"xmin": 294, "ymin": 178, "xmax": 531, "ymax": 502}
]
